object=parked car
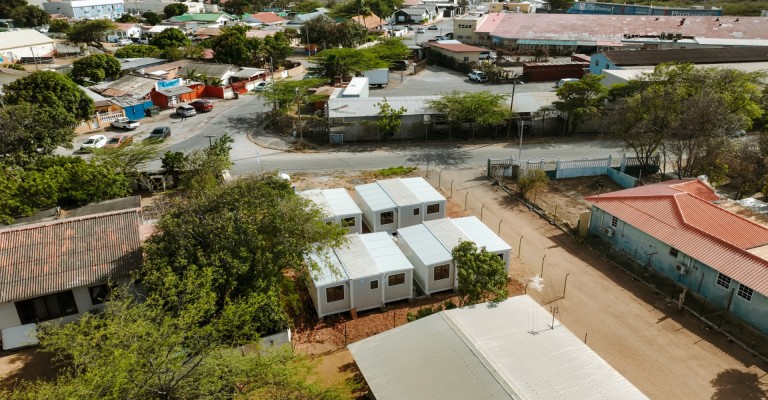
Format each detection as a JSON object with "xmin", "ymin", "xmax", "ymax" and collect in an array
[
  {"xmin": 434, "ymin": 35, "xmax": 446, "ymax": 40},
  {"xmin": 468, "ymin": 70, "xmax": 488, "ymax": 83},
  {"xmin": 190, "ymin": 99, "xmax": 214, "ymax": 113},
  {"xmin": 428, "ymin": 25, "xmax": 438, "ymax": 30},
  {"xmin": 416, "ymin": 28, "xmax": 425, "ymax": 33},
  {"xmin": 79, "ymin": 135, "xmax": 107, "ymax": 152},
  {"xmin": 176, "ymin": 104, "xmax": 197, "ymax": 117},
  {"xmin": 390, "ymin": 60, "xmax": 409, "ymax": 71},
  {"xmin": 146, "ymin": 127, "xmax": 171, "ymax": 141},
  {"xmin": 111, "ymin": 117, "xmax": 140, "ymax": 130},
  {"xmin": 555, "ymin": 78, "xmax": 579, "ymax": 88},
  {"xmin": 254, "ymin": 80, "xmax": 273, "ymax": 91},
  {"xmin": 117, "ymin": 38, "xmax": 133, "ymax": 46},
  {"xmin": 104, "ymin": 134, "xmax": 134, "ymax": 148}
]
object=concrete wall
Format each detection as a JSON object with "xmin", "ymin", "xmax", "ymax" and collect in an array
[
  {"xmin": 606, "ymin": 168, "xmax": 638, "ymax": 189},
  {"xmin": 589, "ymin": 53, "xmax": 616, "ymax": 75},
  {"xmin": 329, "ymin": 115, "xmax": 427, "ymax": 142}
]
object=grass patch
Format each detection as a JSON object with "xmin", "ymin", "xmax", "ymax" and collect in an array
[{"xmin": 375, "ymin": 166, "xmax": 417, "ymax": 177}]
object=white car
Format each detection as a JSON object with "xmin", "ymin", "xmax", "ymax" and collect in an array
[
  {"xmin": 468, "ymin": 70, "xmax": 488, "ymax": 83},
  {"xmin": 117, "ymin": 38, "xmax": 133, "ymax": 46},
  {"xmin": 555, "ymin": 78, "xmax": 579, "ymax": 88},
  {"xmin": 80, "ymin": 135, "xmax": 108, "ymax": 152},
  {"xmin": 254, "ymin": 80, "xmax": 273, "ymax": 91}
]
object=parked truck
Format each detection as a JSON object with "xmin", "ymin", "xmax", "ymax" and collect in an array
[
  {"xmin": 363, "ymin": 68, "xmax": 389, "ymax": 88},
  {"xmin": 111, "ymin": 117, "xmax": 141, "ymax": 130}
]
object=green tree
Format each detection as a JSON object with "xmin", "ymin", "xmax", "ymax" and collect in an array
[
  {"xmin": 0, "ymin": 103, "xmax": 77, "ymax": 164},
  {"xmin": 376, "ymin": 97, "xmax": 406, "ymax": 139},
  {"xmin": 296, "ymin": 0, "xmax": 324, "ymax": 12},
  {"xmin": 48, "ymin": 18, "xmax": 70, "ymax": 33},
  {"xmin": 113, "ymin": 43, "xmax": 162, "ymax": 58},
  {"xmin": 256, "ymin": 78, "xmax": 327, "ymax": 113},
  {"xmin": 70, "ymin": 53, "xmax": 121, "ymax": 85},
  {"xmin": 10, "ymin": 5, "xmax": 49, "ymax": 27},
  {"xmin": 2, "ymin": 63, "xmax": 25, "ymax": 71},
  {"xmin": 425, "ymin": 90, "xmax": 512, "ymax": 138},
  {"xmin": 262, "ymin": 32, "xmax": 293, "ymax": 65},
  {"xmin": 177, "ymin": 134, "xmax": 235, "ymax": 192},
  {"xmin": 221, "ymin": 0, "xmax": 262, "ymax": 14},
  {"xmin": 149, "ymin": 27, "xmax": 190, "ymax": 50},
  {"xmin": 142, "ymin": 11, "xmax": 163, "ymax": 25},
  {"xmin": 67, "ymin": 20, "xmax": 116, "ymax": 52},
  {"xmin": 516, "ymin": 169, "xmax": 549, "ymax": 200},
  {"xmin": 92, "ymin": 140, "xmax": 161, "ymax": 177},
  {"xmin": 452, "ymin": 241, "xmax": 508, "ymax": 306},
  {"xmin": 310, "ymin": 47, "xmax": 387, "ymax": 79},
  {"xmin": 0, "ymin": 0, "xmax": 27, "ymax": 19},
  {"xmin": 553, "ymin": 73, "xmax": 607, "ymax": 133},
  {"xmin": 117, "ymin": 13, "xmax": 140, "ymax": 23},
  {"xmin": 2, "ymin": 71, "xmax": 94, "ymax": 121},
  {"xmin": 365, "ymin": 37, "xmax": 410, "ymax": 64},
  {"xmin": 210, "ymin": 25, "xmax": 252, "ymax": 66},
  {"xmin": 163, "ymin": 2, "xmax": 188, "ymax": 18}
]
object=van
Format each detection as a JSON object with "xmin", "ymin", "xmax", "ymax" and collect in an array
[
  {"xmin": 555, "ymin": 78, "xmax": 579, "ymax": 88},
  {"xmin": 176, "ymin": 104, "xmax": 197, "ymax": 117}
]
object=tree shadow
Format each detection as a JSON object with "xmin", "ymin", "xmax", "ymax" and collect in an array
[
  {"xmin": 223, "ymin": 112, "xmax": 267, "ymax": 135},
  {"xmin": 0, "ymin": 348, "xmax": 60, "ymax": 392},
  {"xmin": 710, "ymin": 369, "xmax": 767, "ymax": 400},
  {"xmin": 338, "ymin": 361, "xmax": 368, "ymax": 399},
  {"xmin": 405, "ymin": 146, "xmax": 471, "ymax": 168}
]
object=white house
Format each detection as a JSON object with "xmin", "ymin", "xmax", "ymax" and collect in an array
[
  {"xmin": 123, "ymin": 0, "xmax": 204, "ymax": 14},
  {"xmin": 348, "ymin": 295, "xmax": 649, "ymax": 400},
  {"xmin": 243, "ymin": 12, "xmax": 288, "ymax": 27},
  {"xmin": 0, "ymin": 30, "xmax": 56, "ymax": 64},
  {"xmin": 106, "ymin": 22, "xmax": 142, "ymax": 42},
  {"xmin": 306, "ymin": 233, "xmax": 414, "ymax": 317},
  {"xmin": 0, "ymin": 205, "xmax": 146, "ymax": 350},
  {"xmin": 353, "ymin": 177, "xmax": 446, "ymax": 233},
  {"xmin": 397, "ymin": 217, "xmax": 512, "ymax": 294},
  {"xmin": 299, "ymin": 188, "xmax": 363, "ymax": 234},
  {"xmin": 42, "ymin": 0, "xmax": 125, "ymax": 20}
]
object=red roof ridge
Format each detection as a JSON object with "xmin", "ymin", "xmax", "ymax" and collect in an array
[{"xmin": 0, "ymin": 207, "xmax": 142, "ymax": 234}]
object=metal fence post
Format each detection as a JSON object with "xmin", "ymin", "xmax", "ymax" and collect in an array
[
  {"xmin": 464, "ymin": 192, "xmax": 469, "ymax": 211},
  {"xmin": 518, "ymin": 236, "xmax": 523, "ymax": 258}
]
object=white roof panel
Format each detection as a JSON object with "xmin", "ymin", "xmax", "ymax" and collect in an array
[
  {"xmin": 349, "ymin": 295, "xmax": 648, "ymax": 400},
  {"xmin": 323, "ymin": 188, "xmax": 362, "ymax": 217},
  {"xmin": 307, "ymin": 248, "xmax": 348, "ymax": 287},
  {"xmin": 424, "ymin": 218, "xmax": 467, "ymax": 252},
  {"xmin": 355, "ymin": 183, "xmax": 396, "ymax": 212},
  {"xmin": 328, "ymin": 96, "xmax": 441, "ymax": 118},
  {"xmin": 0, "ymin": 30, "xmax": 53, "ymax": 51},
  {"xmin": 451, "ymin": 217, "xmax": 511, "ymax": 253},
  {"xmin": 361, "ymin": 232, "xmax": 414, "ymax": 274},
  {"xmin": 378, "ymin": 179, "xmax": 420, "ymax": 206},
  {"xmin": 335, "ymin": 234, "xmax": 380, "ymax": 280},
  {"xmin": 299, "ymin": 189, "xmax": 333, "ymax": 217},
  {"xmin": 400, "ymin": 177, "xmax": 445, "ymax": 203},
  {"xmin": 397, "ymin": 224, "xmax": 452, "ymax": 266}
]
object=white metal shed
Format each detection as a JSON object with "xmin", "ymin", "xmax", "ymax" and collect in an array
[
  {"xmin": 400, "ymin": 177, "xmax": 447, "ymax": 222},
  {"xmin": 396, "ymin": 224, "xmax": 456, "ymax": 295},
  {"xmin": 354, "ymin": 182, "xmax": 398, "ymax": 233},
  {"xmin": 299, "ymin": 188, "xmax": 363, "ymax": 234},
  {"xmin": 306, "ymin": 249, "xmax": 350, "ymax": 318},
  {"xmin": 425, "ymin": 217, "xmax": 512, "ymax": 274},
  {"xmin": 334, "ymin": 235, "xmax": 383, "ymax": 312},
  {"xmin": 360, "ymin": 232, "xmax": 414, "ymax": 303},
  {"xmin": 353, "ymin": 178, "xmax": 447, "ymax": 233}
]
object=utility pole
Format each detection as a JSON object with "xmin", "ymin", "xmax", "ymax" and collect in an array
[
  {"xmin": 269, "ymin": 57, "xmax": 277, "ymax": 112},
  {"xmin": 295, "ymin": 87, "xmax": 303, "ymax": 147}
]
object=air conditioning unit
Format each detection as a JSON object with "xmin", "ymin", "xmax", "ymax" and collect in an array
[
  {"xmin": 675, "ymin": 264, "xmax": 688, "ymax": 275},
  {"xmin": 603, "ymin": 227, "xmax": 615, "ymax": 237}
]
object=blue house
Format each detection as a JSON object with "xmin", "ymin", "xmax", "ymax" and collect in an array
[{"xmin": 586, "ymin": 179, "xmax": 768, "ymax": 334}]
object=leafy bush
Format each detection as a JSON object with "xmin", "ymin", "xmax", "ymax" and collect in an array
[{"xmin": 376, "ymin": 166, "xmax": 417, "ymax": 177}]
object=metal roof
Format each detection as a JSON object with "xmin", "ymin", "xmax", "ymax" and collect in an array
[
  {"xmin": 349, "ymin": 295, "xmax": 648, "ymax": 400},
  {"xmin": 401, "ymin": 177, "xmax": 445, "ymax": 203},
  {"xmin": 0, "ymin": 29, "xmax": 53, "ymax": 51},
  {"xmin": 360, "ymin": 232, "xmax": 413, "ymax": 274},
  {"xmin": 0, "ymin": 209, "xmax": 143, "ymax": 303},
  {"xmin": 307, "ymin": 248, "xmax": 348, "ymax": 287},
  {"xmin": 602, "ymin": 47, "xmax": 768, "ymax": 66},
  {"xmin": 328, "ymin": 96, "xmax": 441, "ymax": 119},
  {"xmin": 397, "ymin": 224, "xmax": 453, "ymax": 266},
  {"xmin": 299, "ymin": 189, "xmax": 333, "ymax": 217},
  {"xmin": 586, "ymin": 180, "xmax": 768, "ymax": 297},
  {"xmin": 323, "ymin": 188, "xmax": 362, "ymax": 217},
  {"xmin": 354, "ymin": 183, "xmax": 396, "ymax": 212},
  {"xmin": 512, "ymin": 92, "xmax": 559, "ymax": 113},
  {"xmin": 428, "ymin": 42, "xmax": 486, "ymax": 53},
  {"xmin": 178, "ymin": 62, "xmax": 238, "ymax": 79},
  {"xmin": 119, "ymin": 58, "xmax": 168, "ymax": 71},
  {"xmin": 231, "ymin": 67, "xmax": 266, "ymax": 78},
  {"xmin": 450, "ymin": 217, "xmax": 511, "ymax": 253},
  {"xmin": 334, "ymin": 234, "xmax": 380, "ymax": 280},
  {"xmin": 423, "ymin": 218, "xmax": 466, "ymax": 251},
  {"xmin": 157, "ymin": 86, "xmax": 193, "ymax": 96},
  {"xmin": 378, "ymin": 179, "xmax": 421, "ymax": 206}
]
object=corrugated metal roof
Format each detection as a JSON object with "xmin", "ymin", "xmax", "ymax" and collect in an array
[
  {"xmin": 397, "ymin": 224, "xmax": 453, "ymax": 266},
  {"xmin": 586, "ymin": 180, "xmax": 768, "ymax": 296},
  {"xmin": 348, "ymin": 295, "xmax": 648, "ymax": 400},
  {"xmin": 378, "ymin": 179, "xmax": 420, "ymax": 206},
  {"xmin": 603, "ymin": 47, "xmax": 768, "ymax": 66},
  {"xmin": 354, "ymin": 183, "xmax": 396, "ymax": 213},
  {"xmin": 299, "ymin": 189, "xmax": 333, "ymax": 217},
  {"xmin": 424, "ymin": 218, "xmax": 468, "ymax": 252},
  {"xmin": 401, "ymin": 177, "xmax": 445, "ymax": 203},
  {"xmin": 0, "ymin": 29, "xmax": 53, "ymax": 51},
  {"xmin": 429, "ymin": 42, "xmax": 486, "ymax": 53},
  {"xmin": 323, "ymin": 188, "xmax": 362, "ymax": 217},
  {"xmin": 451, "ymin": 217, "xmax": 511, "ymax": 253},
  {"xmin": 0, "ymin": 209, "xmax": 143, "ymax": 303},
  {"xmin": 361, "ymin": 232, "xmax": 414, "ymax": 274},
  {"xmin": 334, "ymin": 234, "xmax": 380, "ymax": 280},
  {"xmin": 178, "ymin": 62, "xmax": 237, "ymax": 79},
  {"xmin": 328, "ymin": 96, "xmax": 441, "ymax": 118},
  {"xmin": 307, "ymin": 248, "xmax": 348, "ymax": 287}
]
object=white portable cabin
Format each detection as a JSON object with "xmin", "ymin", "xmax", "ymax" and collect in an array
[
  {"xmin": 360, "ymin": 232, "xmax": 414, "ymax": 303},
  {"xmin": 306, "ymin": 249, "xmax": 351, "ymax": 318},
  {"xmin": 354, "ymin": 178, "xmax": 447, "ymax": 233},
  {"xmin": 334, "ymin": 234, "xmax": 384, "ymax": 312},
  {"xmin": 299, "ymin": 188, "xmax": 363, "ymax": 234},
  {"xmin": 396, "ymin": 224, "xmax": 456, "ymax": 295},
  {"xmin": 427, "ymin": 217, "xmax": 512, "ymax": 275}
]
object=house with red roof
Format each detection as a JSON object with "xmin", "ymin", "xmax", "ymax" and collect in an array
[
  {"xmin": 242, "ymin": 12, "xmax": 288, "ymax": 27},
  {"xmin": 585, "ymin": 179, "xmax": 768, "ymax": 333},
  {"xmin": 424, "ymin": 41, "xmax": 486, "ymax": 63}
]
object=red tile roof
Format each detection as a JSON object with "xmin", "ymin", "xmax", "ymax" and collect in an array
[
  {"xmin": 585, "ymin": 179, "xmax": 768, "ymax": 296},
  {"xmin": 481, "ymin": 14, "xmax": 768, "ymax": 41},
  {"xmin": 251, "ymin": 12, "xmax": 287, "ymax": 24},
  {"xmin": 0, "ymin": 209, "xmax": 144, "ymax": 302},
  {"xmin": 351, "ymin": 14, "xmax": 386, "ymax": 30}
]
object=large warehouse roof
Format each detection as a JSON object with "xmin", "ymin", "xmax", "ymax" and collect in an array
[
  {"xmin": 349, "ymin": 295, "xmax": 648, "ymax": 400},
  {"xmin": 602, "ymin": 47, "xmax": 768, "ymax": 66}
]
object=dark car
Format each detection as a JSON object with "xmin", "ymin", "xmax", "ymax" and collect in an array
[
  {"xmin": 390, "ymin": 60, "xmax": 409, "ymax": 71},
  {"xmin": 190, "ymin": 99, "xmax": 214, "ymax": 112},
  {"xmin": 146, "ymin": 126, "xmax": 171, "ymax": 141}
]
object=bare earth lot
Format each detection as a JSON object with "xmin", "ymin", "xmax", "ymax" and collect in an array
[{"xmin": 3, "ymin": 172, "xmax": 767, "ymax": 399}]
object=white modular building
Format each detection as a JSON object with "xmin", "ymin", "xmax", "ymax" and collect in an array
[
  {"xmin": 306, "ymin": 233, "xmax": 414, "ymax": 318},
  {"xmin": 43, "ymin": 0, "xmax": 125, "ymax": 20},
  {"xmin": 0, "ymin": 30, "xmax": 56, "ymax": 64},
  {"xmin": 299, "ymin": 188, "xmax": 363, "ymax": 234},
  {"xmin": 397, "ymin": 217, "xmax": 512, "ymax": 295},
  {"xmin": 353, "ymin": 177, "xmax": 446, "ymax": 233}
]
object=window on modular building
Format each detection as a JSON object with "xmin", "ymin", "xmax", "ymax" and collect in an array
[
  {"xmin": 737, "ymin": 284, "xmax": 754, "ymax": 301},
  {"xmin": 716, "ymin": 273, "xmax": 731, "ymax": 289},
  {"xmin": 370, "ymin": 280, "xmax": 379, "ymax": 290},
  {"xmin": 342, "ymin": 217, "xmax": 356, "ymax": 227},
  {"xmin": 388, "ymin": 273, "xmax": 405, "ymax": 286},
  {"xmin": 15, "ymin": 291, "xmax": 79, "ymax": 325},
  {"xmin": 325, "ymin": 285, "xmax": 345, "ymax": 302},
  {"xmin": 434, "ymin": 264, "xmax": 450, "ymax": 280},
  {"xmin": 380, "ymin": 211, "xmax": 394, "ymax": 225},
  {"xmin": 611, "ymin": 216, "xmax": 618, "ymax": 228},
  {"xmin": 427, "ymin": 204, "xmax": 440, "ymax": 214},
  {"xmin": 413, "ymin": 208, "xmax": 420, "ymax": 216},
  {"xmin": 669, "ymin": 248, "xmax": 679, "ymax": 257}
]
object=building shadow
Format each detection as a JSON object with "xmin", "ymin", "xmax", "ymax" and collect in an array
[{"xmin": 710, "ymin": 368, "xmax": 767, "ymax": 400}]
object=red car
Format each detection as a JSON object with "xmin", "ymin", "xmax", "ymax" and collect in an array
[{"xmin": 190, "ymin": 99, "xmax": 214, "ymax": 113}]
